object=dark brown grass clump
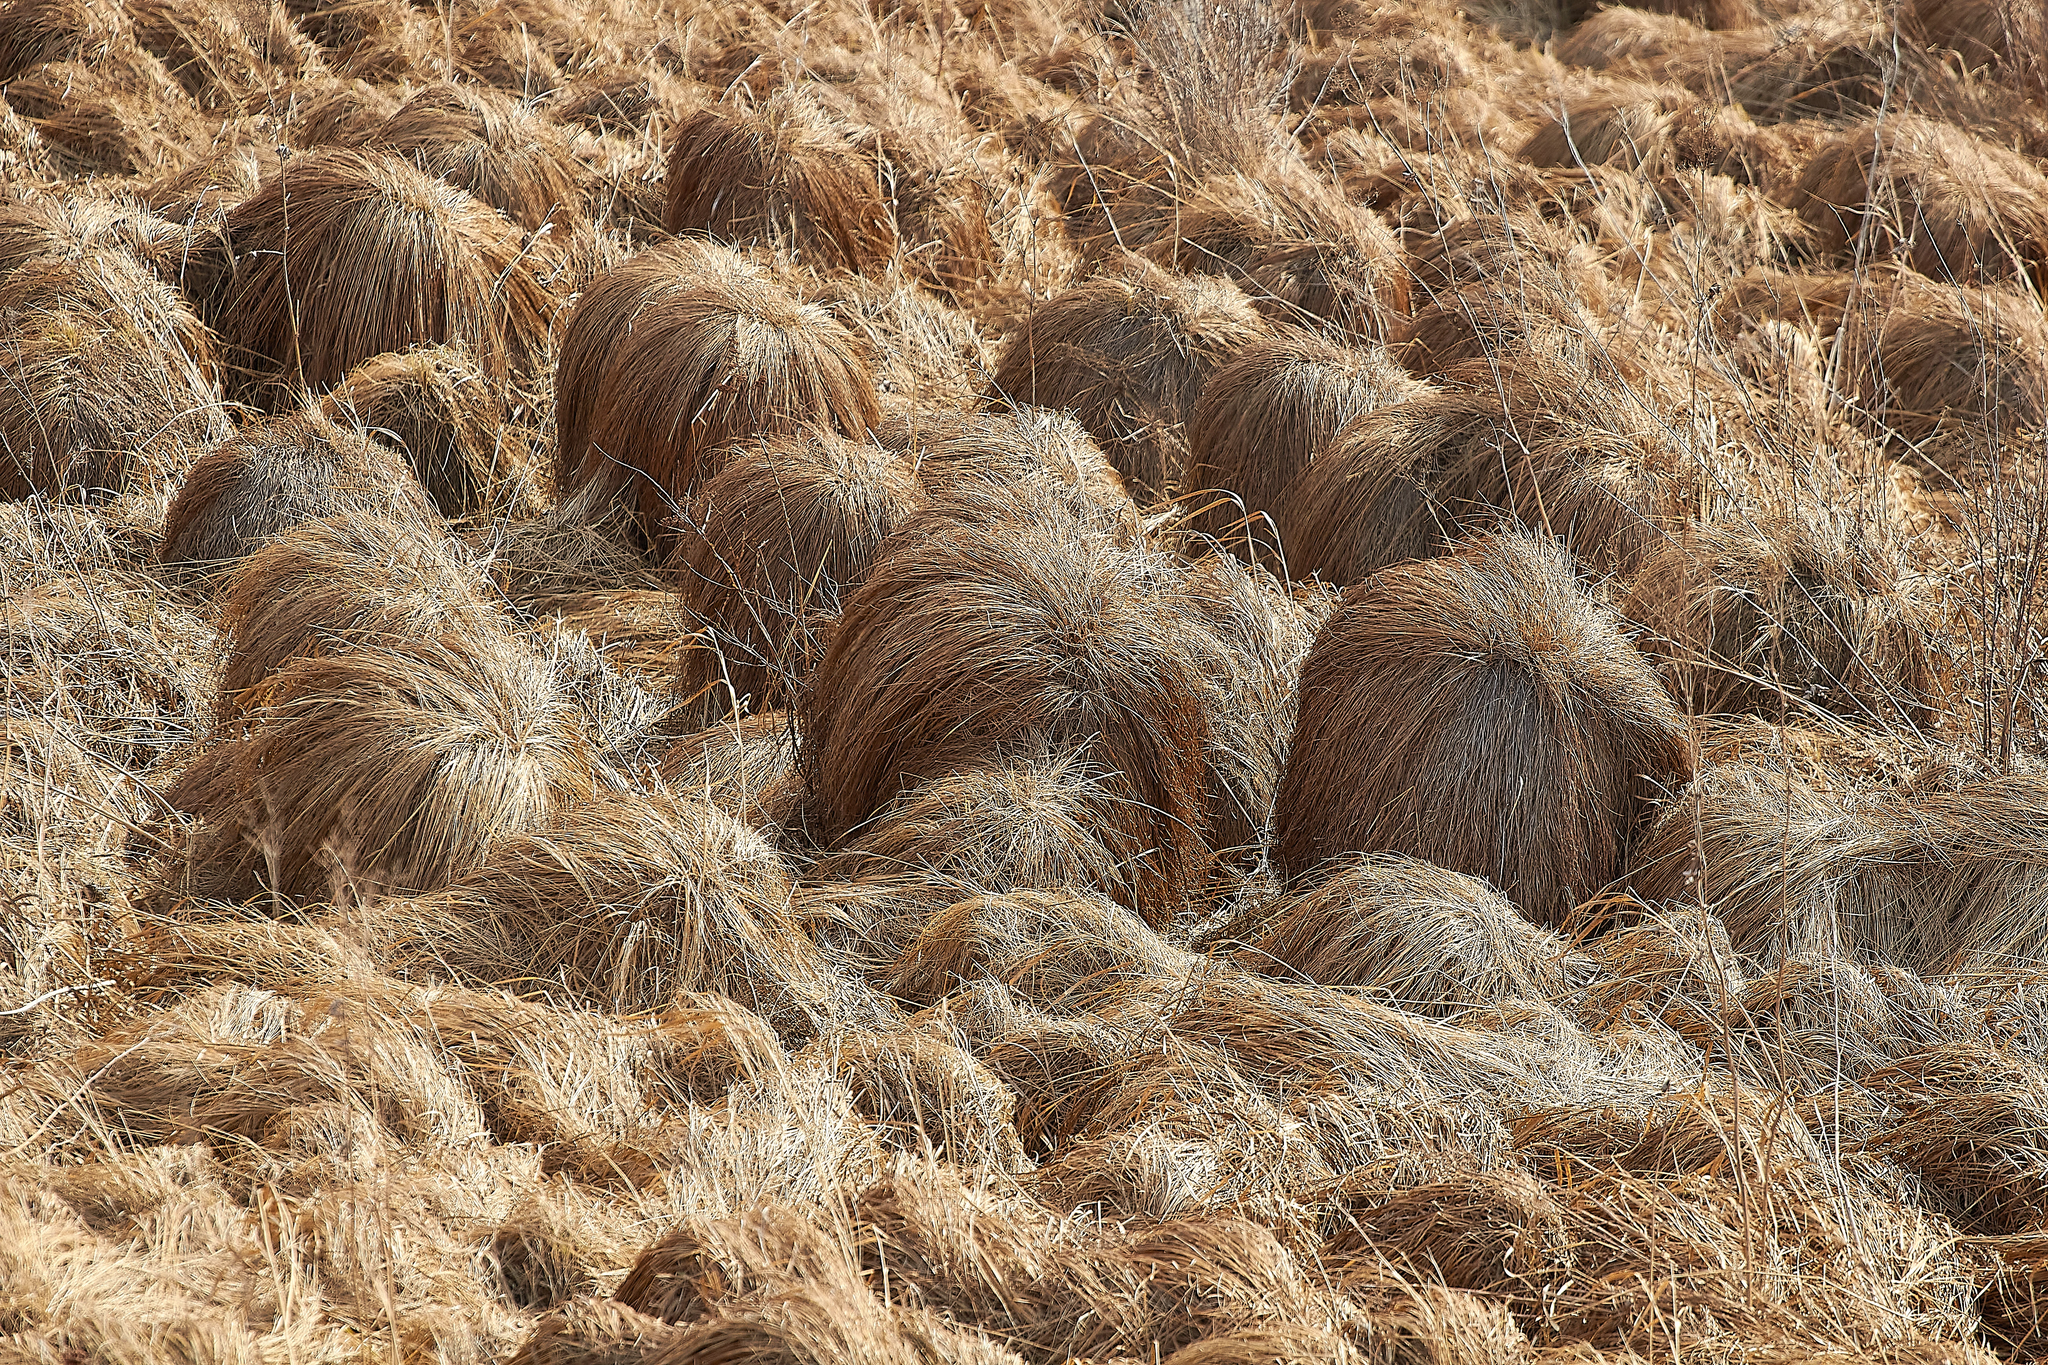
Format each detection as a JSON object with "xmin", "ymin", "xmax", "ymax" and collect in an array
[
  {"xmin": 1219, "ymin": 852, "xmax": 1580, "ymax": 1013},
  {"xmin": 1622, "ymin": 512, "xmax": 1934, "ymax": 728},
  {"xmin": 1280, "ymin": 357, "xmax": 1682, "ymax": 585},
  {"xmin": 800, "ymin": 500, "xmax": 1217, "ymax": 927},
  {"xmin": 989, "ymin": 254, "xmax": 1269, "ymax": 500},
  {"xmin": 370, "ymin": 81, "xmax": 585, "ymax": 232},
  {"xmin": 206, "ymin": 147, "xmax": 557, "ymax": 397},
  {"xmin": 664, "ymin": 85, "xmax": 895, "ymax": 274},
  {"xmin": 672, "ymin": 428, "xmax": 924, "ymax": 715},
  {"xmin": 553, "ymin": 239, "xmax": 882, "ymax": 548},
  {"xmin": 1272, "ymin": 532, "xmax": 1695, "ymax": 927},
  {"xmin": 0, "ymin": 250, "xmax": 228, "ymax": 500},
  {"xmin": 183, "ymin": 634, "xmax": 596, "ymax": 906},
  {"xmin": 320, "ymin": 343, "xmax": 540, "ymax": 521},
  {"xmin": 159, "ymin": 402, "xmax": 437, "ymax": 571},
  {"xmin": 1180, "ymin": 331, "xmax": 1427, "ymax": 549},
  {"xmin": 1787, "ymin": 115, "xmax": 2048, "ymax": 292},
  {"xmin": 214, "ymin": 511, "xmax": 510, "ymax": 711}
]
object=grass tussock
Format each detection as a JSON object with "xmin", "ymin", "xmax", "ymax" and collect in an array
[{"xmin": 14, "ymin": 0, "xmax": 2048, "ymax": 1360}]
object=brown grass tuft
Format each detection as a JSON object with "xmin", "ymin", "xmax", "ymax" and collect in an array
[
  {"xmin": 656, "ymin": 710, "xmax": 804, "ymax": 828},
  {"xmin": 510, "ymin": 1297, "xmax": 679, "ymax": 1365},
  {"xmin": 672, "ymin": 427, "xmax": 924, "ymax": 714},
  {"xmin": 214, "ymin": 510, "xmax": 510, "ymax": 711},
  {"xmin": 372, "ymin": 81, "xmax": 586, "ymax": 232},
  {"xmin": 664, "ymin": 85, "xmax": 895, "ymax": 274},
  {"xmin": 182, "ymin": 632, "xmax": 596, "ymax": 906},
  {"xmin": 1171, "ymin": 552, "xmax": 1339, "ymax": 863},
  {"xmin": 1788, "ymin": 114, "xmax": 2048, "ymax": 292},
  {"xmin": 990, "ymin": 253, "xmax": 1269, "ymax": 500},
  {"xmin": 378, "ymin": 790, "xmax": 849, "ymax": 1034},
  {"xmin": 885, "ymin": 887, "xmax": 1197, "ymax": 1010},
  {"xmin": 1622, "ymin": 511, "xmax": 1934, "ymax": 727},
  {"xmin": 159, "ymin": 401, "xmax": 437, "ymax": 570},
  {"xmin": 1181, "ymin": 330, "xmax": 1426, "ymax": 550},
  {"xmin": 1140, "ymin": 170, "xmax": 1410, "ymax": 343},
  {"xmin": 553, "ymin": 239, "xmax": 882, "ymax": 549},
  {"xmin": 800, "ymin": 498, "xmax": 1218, "ymax": 926},
  {"xmin": 1272, "ymin": 531, "xmax": 1695, "ymax": 927},
  {"xmin": 206, "ymin": 146, "xmax": 557, "ymax": 397},
  {"xmin": 898, "ymin": 404, "xmax": 1139, "ymax": 537},
  {"xmin": 1907, "ymin": 0, "xmax": 2048, "ymax": 94},
  {"xmin": 1518, "ymin": 83, "xmax": 1767, "ymax": 180},
  {"xmin": 1280, "ymin": 357, "xmax": 1682, "ymax": 585},
  {"xmin": 810, "ymin": 758, "xmax": 1141, "ymax": 920},
  {"xmin": 320, "ymin": 342, "xmax": 541, "ymax": 521},
  {"xmin": 1625, "ymin": 763, "xmax": 2048, "ymax": 973},
  {"xmin": 0, "ymin": 249, "xmax": 227, "ymax": 500},
  {"xmin": 1834, "ymin": 270, "xmax": 2048, "ymax": 446},
  {"xmin": 1219, "ymin": 852, "xmax": 1580, "ymax": 1012},
  {"xmin": 811, "ymin": 1027, "xmax": 1026, "ymax": 1168}
]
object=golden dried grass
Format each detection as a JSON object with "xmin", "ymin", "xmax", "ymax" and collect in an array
[
  {"xmin": 553, "ymin": 239, "xmax": 881, "ymax": 548},
  {"xmin": 990, "ymin": 253, "xmax": 1269, "ymax": 499},
  {"xmin": 1140, "ymin": 169, "xmax": 1410, "ymax": 343},
  {"xmin": 799, "ymin": 498, "xmax": 1217, "ymax": 926},
  {"xmin": 1280, "ymin": 357, "xmax": 1683, "ymax": 585},
  {"xmin": 207, "ymin": 146, "xmax": 557, "ymax": 397},
  {"xmin": 377, "ymin": 789, "xmax": 849, "ymax": 1033},
  {"xmin": 1181, "ymin": 330, "xmax": 1427, "ymax": 549},
  {"xmin": 158, "ymin": 401, "xmax": 438, "ymax": 570},
  {"xmin": 320, "ymin": 342, "xmax": 541, "ymax": 521},
  {"xmin": 1219, "ymin": 852, "xmax": 1580, "ymax": 1013},
  {"xmin": 1788, "ymin": 114, "xmax": 2048, "ymax": 291},
  {"xmin": 1622, "ymin": 511, "xmax": 1934, "ymax": 727},
  {"xmin": 0, "ymin": 249, "xmax": 227, "ymax": 501},
  {"xmin": 183, "ymin": 632, "xmax": 596, "ymax": 905},
  {"xmin": 372, "ymin": 81, "xmax": 586, "ymax": 231},
  {"xmin": 809, "ymin": 759, "xmax": 1141, "ymax": 921},
  {"xmin": 214, "ymin": 510, "xmax": 510, "ymax": 710},
  {"xmin": 672, "ymin": 428, "xmax": 924, "ymax": 714},
  {"xmin": 665, "ymin": 85, "xmax": 895, "ymax": 274},
  {"xmin": 1272, "ymin": 531, "xmax": 1695, "ymax": 927}
]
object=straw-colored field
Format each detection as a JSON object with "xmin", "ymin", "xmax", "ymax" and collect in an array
[{"xmin": 5, "ymin": 0, "xmax": 2048, "ymax": 1360}]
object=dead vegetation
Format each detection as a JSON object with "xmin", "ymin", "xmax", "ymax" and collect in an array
[{"xmin": 10, "ymin": 0, "xmax": 2048, "ymax": 1360}]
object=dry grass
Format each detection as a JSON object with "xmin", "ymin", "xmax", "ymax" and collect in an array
[
  {"xmin": 0, "ymin": 248, "xmax": 227, "ymax": 501},
  {"xmin": 173, "ymin": 632, "xmax": 597, "ymax": 906},
  {"xmin": 1272, "ymin": 531, "xmax": 1695, "ymax": 927},
  {"xmin": 553, "ymin": 239, "xmax": 882, "ymax": 548},
  {"xmin": 1181, "ymin": 330, "xmax": 1426, "ymax": 552},
  {"xmin": 800, "ymin": 498, "xmax": 1217, "ymax": 926},
  {"xmin": 214, "ymin": 510, "xmax": 511, "ymax": 710},
  {"xmin": 158, "ymin": 401, "xmax": 439, "ymax": 571},
  {"xmin": 1623, "ymin": 510, "xmax": 1934, "ymax": 728},
  {"xmin": 665, "ymin": 85, "xmax": 895, "ymax": 274},
  {"xmin": 14, "ymin": 0, "xmax": 2048, "ymax": 1362},
  {"xmin": 1281, "ymin": 356, "xmax": 1684, "ymax": 584},
  {"xmin": 672, "ymin": 428, "xmax": 924, "ymax": 715},
  {"xmin": 990, "ymin": 252, "xmax": 1268, "ymax": 499},
  {"xmin": 206, "ymin": 146, "xmax": 558, "ymax": 397}
]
